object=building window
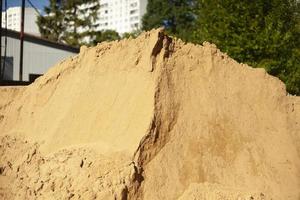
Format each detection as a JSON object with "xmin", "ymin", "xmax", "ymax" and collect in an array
[
  {"xmin": 130, "ymin": 16, "xmax": 139, "ymax": 21},
  {"xmin": 130, "ymin": 10, "xmax": 137, "ymax": 15},
  {"xmin": 130, "ymin": 2, "xmax": 138, "ymax": 7},
  {"xmin": 101, "ymin": 3, "xmax": 108, "ymax": 8}
]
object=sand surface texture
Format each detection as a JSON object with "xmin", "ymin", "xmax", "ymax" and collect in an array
[{"xmin": 0, "ymin": 29, "xmax": 299, "ymax": 199}]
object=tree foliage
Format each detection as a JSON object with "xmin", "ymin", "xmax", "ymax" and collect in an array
[
  {"xmin": 37, "ymin": 0, "xmax": 100, "ymax": 46},
  {"xmin": 193, "ymin": 0, "xmax": 300, "ymax": 95},
  {"xmin": 37, "ymin": 0, "xmax": 64, "ymax": 42},
  {"xmin": 142, "ymin": 0, "xmax": 198, "ymax": 41},
  {"xmin": 92, "ymin": 30, "xmax": 121, "ymax": 45},
  {"xmin": 122, "ymin": 29, "xmax": 142, "ymax": 39}
]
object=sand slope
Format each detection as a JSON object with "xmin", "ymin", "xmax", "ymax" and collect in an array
[{"xmin": 0, "ymin": 29, "xmax": 299, "ymax": 199}]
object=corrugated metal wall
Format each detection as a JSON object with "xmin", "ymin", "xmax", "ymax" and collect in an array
[{"xmin": 1, "ymin": 32, "xmax": 78, "ymax": 81}]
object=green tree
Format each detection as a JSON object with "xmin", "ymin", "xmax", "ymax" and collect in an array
[
  {"xmin": 193, "ymin": 0, "xmax": 300, "ymax": 95},
  {"xmin": 122, "ymin": 29, "xmax": 142, "ymax": 39},
  {"xmin": 37, "ymin": 0, "xmax": 64, "ymax": 42},
  {"xmin": 142, "ymin": 0, "xmax": 198, "ymax": 41},
  {"xmin": 92, "ymin": 30, "xmax": 121, "ymax": 45},
  {"xmin": 37, "ymin": 0, "xmax": 100, "ymax": 46}
]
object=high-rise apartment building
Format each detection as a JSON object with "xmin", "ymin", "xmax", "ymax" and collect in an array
[
  {"xmin": 1, "ymin": 7, "xmax": 40, "ymax": 36},
  {"xmin": 96, "ymin": 0, "xmax": 148, "ymax": 34},
  {"xmin": 1, "ymin": 1, "xmax": 148, "ymax": 38}
]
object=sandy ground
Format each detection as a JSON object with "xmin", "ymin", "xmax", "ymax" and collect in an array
[{"xmin": 0, "ymin": 29, "xmax": 299, "ymax": 199}]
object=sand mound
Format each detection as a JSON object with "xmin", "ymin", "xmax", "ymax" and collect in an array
[{"xmin": 0, "ymin": 29, "xmax": 299, "ymax": 199}]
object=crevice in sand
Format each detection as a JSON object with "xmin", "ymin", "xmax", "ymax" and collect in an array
[{"xmin": 129, "ymin": 32, "xmax": 180, "ymax": 199}]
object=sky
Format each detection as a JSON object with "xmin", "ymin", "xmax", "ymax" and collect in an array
[{"xmin": 3, "ymin": 0, "xmax": 49, "ymax": 12}]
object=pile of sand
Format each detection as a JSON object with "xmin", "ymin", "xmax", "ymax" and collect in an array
[{"xmin": 0, "ymin": 29, "xmax": 299, "ymax": 199}]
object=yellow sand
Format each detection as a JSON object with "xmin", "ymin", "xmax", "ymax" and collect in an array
[{"xmin": 0, "ymin": 29, "xmax": 299, "ymax": 199}]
